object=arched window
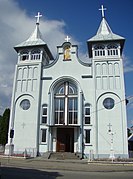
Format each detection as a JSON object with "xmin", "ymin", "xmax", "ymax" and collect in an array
[
  {"xmin": 54, "ymin": 82, "xmax": 78, "ymax": 125},
  {"xmin": 94, "ymin": 44, "xmax": 105, "ymax": 57},
  {"xmin": 31, "ymin": 49, "xmax": 41, "ymax": 60},
  {"xmin": 21, "ymin": 51, "xmax": 29, "ymax": 61},
  {"xmin": 107, "ymin": 44, "xmax": 118, "ymax": 56}
]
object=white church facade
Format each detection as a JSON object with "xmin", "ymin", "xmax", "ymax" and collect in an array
[{"xmin": 5, "ymin": 7, "xmax": 128, "ymax": 159}]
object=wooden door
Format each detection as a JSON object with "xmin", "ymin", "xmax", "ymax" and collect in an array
[{"xmin": 57, "ymin": 128, "xmax": 74, "ymax": 152}]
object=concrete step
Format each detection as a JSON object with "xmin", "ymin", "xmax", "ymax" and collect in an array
[{"xmin": 49, "ymin": 152, "xmax": 81, "ymax": 160}]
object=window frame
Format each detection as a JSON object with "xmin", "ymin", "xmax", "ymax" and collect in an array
[
  {"xmin": 31, "ymin": 49, "xmax": 41, "ymax": 60},
  {"xmin": 54, "ymin": 97, "xmax": 65, "ymax": 124},
  {"xmin": 20, "ymin": 99, "xmax": 30, "ymax": 110},
  {"xmin": 107, "ymin": 44, "xmax": 118, "ymax": 56},
  {"xmin": 68, "ymin": 97, "xmax": 78, "ymax": 124},
  {"xmin": 85, "ymin": 129, "xmax": 91, "ymax": 144},
  {"xmin": 84, "ymin": 104, "xmax": 91, "ymax": 125},
  {"xmin": 41, "ymin": 128, "xmax": 47, "ymax": 143},
  {"xmin": 54, "ymin": 82, "xmax": 78, "ymax": 125},
  {"xmin": 94, "ymin": 44, "xmax": 105, "ymax": 57},
  {"xmin": 20, "ymin": 51, "xmax": 29, "ymax": 61},
  {"xmin": 41, "ymin": 104, "xmax": 48, "ymax": 124},
  {"xmin": 103, "ymin": 97, "xmax": 115, "ymax": 110}
]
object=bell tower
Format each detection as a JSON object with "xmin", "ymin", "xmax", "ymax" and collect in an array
[
  {"xmin": 87, "ymin": 5, "xmax": 128, "ymax": 158},
  {"xmin": 5, "ymin": 12, "xmax": 53, "ymax": 155}
]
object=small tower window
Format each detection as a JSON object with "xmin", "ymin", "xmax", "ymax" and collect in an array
[
  {"xmin": 94, "ymin": 44, "xmax": 105, "ymax": 57},
  {"xmin": 107, "ymin": 44, "xmax": 118, "ymax": 56},
  {"xmin": 21, "ymin": 51, "xmax": 29, "ymax": 61},
  {"xmin": 31, "ymin": 49, "xmax": 41, "ymax": 60}
]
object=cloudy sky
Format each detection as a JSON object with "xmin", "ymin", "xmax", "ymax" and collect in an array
[{"xmin": 0, "ymin": 0, "xmax": 133, "ymax": 127}]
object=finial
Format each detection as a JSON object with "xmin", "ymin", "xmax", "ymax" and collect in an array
[
  {"xmin": 99, "ymin": 5, "xmax": 107, "ymax": 18},
  {"xmin": 65, "ymin": 35, "xmax": 71, "ymax": 42},
  {"xmin": 35, "ymin": 12, "xmax": 42, "ymax": 24}
]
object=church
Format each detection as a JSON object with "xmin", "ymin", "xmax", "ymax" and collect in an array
[{"xmin": 5, "ymin": 6, "xmax": 128, "ymax": 159}]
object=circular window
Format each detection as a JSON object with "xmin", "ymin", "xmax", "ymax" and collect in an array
[
  {"xmin": 103, "ymin": 98, "xmax": 114, "ymax": 110},
  {"xmin": 20, "ymin": 99, "xmax": 30, "ymax": 110}
]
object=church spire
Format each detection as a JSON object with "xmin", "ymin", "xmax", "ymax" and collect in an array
[
  {"xmin": 27, "ymin": 12, "xmax": 43, "ymax": 40},
  {"xmin": 96, "ymin": 5, "xmax": 113, "ymax": 36},
  {"xmin": 14, "ymin": 12, "xmax": 53, "ymax": 60},
  {"xmin": 88, "ymin": 5, "xmax": 125, "ymax": 42},
  {"xmin": 97, "ymin": 5, "xmax": 112, "ymax": 35},
  {"xmin": 15, "ymin": 12, "xmax": 46, "ymax": 49},
  {"xmin": 87, "ymin": 5, "xmax": 125, "ymax": 57}
]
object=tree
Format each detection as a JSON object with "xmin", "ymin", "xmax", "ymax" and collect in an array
[
  {"xmin": 127, "ymin": 128, "xmax": 132, "ymax": 138},
  {"xmin": 0, "ymin": 108, "xmax": 10, "ymax": 145}
]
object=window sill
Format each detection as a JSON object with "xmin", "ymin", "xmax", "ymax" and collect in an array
[
  {"xmin": 84, "ymin": 124, "xmax": 92, "ymax": 126},
  {"xmin": 40, "ymin": 142, "xmax": 47, "ymax": 145},
  {"xmin": 84, "ymin": 143, "xmax": 92, "ymax": 146},
  {"xmin": 51, "ymin": 124, "xmax": 80, "ymax": 127}
]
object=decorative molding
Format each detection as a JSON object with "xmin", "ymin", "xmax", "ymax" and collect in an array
[
  {"xmin": 42, "ymin": 77, "xmax": 52, "ymax": 80},
  {"xmin": 81, "ymin": 75, "xmax": 92, "ymax": 78}
]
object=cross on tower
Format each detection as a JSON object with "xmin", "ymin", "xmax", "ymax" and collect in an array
[
  {"xmin": 65, "ymin": 35, "xmax": 71, "ymax": 42},
  {"xmin": 22, "ymin": 122, "xmax": 26, "ymax": 129},
  {"xmin": 35, "ymin": 12, "xmax": 42, "ymax": 24},
  {"xmin": 99, "ymin": 5, "xmax": 107, "ymax": 18}
]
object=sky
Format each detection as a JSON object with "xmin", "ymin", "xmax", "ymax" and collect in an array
[{"xmin": 0, "ymin": 0, "xmax": 133, "ymax": 127}]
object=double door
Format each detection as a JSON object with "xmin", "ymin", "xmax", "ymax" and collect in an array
[{"xmin": 57, "ymin": 128, "xmax": 74, "ymax": 152}]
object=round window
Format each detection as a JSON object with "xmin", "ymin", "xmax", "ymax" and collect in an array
[
  {"xmin": 20, "ymin": 99, "xmax": 30, "ymax": 110},
  {"xmin": 103, "ymin": 98, "xmax": 114, "ymax": 110}
]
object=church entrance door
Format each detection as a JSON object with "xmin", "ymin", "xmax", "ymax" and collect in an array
[{"xmin": 57, "ymin": 128, "xmax": 74, "ymax": 152}]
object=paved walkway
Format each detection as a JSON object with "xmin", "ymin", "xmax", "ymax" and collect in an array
[{"xmin": 0, "ymin": 156, "xmax": 133, "ymax": 172}]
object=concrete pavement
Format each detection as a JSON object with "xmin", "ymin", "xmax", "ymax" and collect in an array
[{"xmin": 0, "ymin": 156, "xmax": 133, "ymax": 172}]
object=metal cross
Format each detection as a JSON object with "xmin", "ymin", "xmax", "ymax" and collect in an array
[
  {"xmin": 65, "ymin": 35, "xmax": 71, "ymax": 42},
  {"xmin": 99, "ymin": 5, "xmax": 107, "ymax": 18},
  {"xmin": 22, "ymin": 122, "xmax": 26, "ymax": 129},
  {"xmin": 108, "ymin": 123, "xmax": 112, "ymax": 132},
  {"xmin": 35, "ymin": 12, "xmax": 42, "ymax": 24}
]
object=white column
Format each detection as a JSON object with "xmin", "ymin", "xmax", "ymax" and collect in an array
[
  {"xmin": 65, "ymin": 82, "xmax": 68, "ymax": 125},
  {"xmin": 92, "ymin": 47, "xmax": 95, "ymax": 58},
  {"xmin": 29, "ymin": 51, "xmax": 31, "ymax": 60},
  {"xmin": 118, "ymin": 45, "xmax": 121, "ymax": 58},
  {"xmin": 78, "ymin": 91, "xmax": 83, "ymax": 154}
]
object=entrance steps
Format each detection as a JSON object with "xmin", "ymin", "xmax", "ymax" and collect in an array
[{"xmin": 48, "ymin": 152, "xmax": 81, "ymax": 160}]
